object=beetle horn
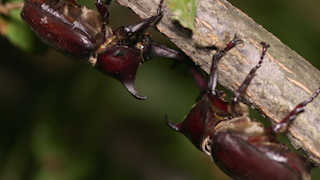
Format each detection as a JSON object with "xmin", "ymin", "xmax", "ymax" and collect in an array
[
  {"xmin": 122, "ymin": 80, "xmax": 147, "ymax": 100},
  {"xmin": 165, "ymin": 114, "xmax": 184, "ymax": 132}
]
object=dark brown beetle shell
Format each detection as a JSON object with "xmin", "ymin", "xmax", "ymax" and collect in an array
[
  {"xmin": 210, "ymin": 117, "xmax": 311, "ymax": 180},
  {"xmin": 20, "ymin": 0, "xmax": 188, "ymax": 99},
  {"xmin": 166, "ymin": 39, "xmax": 315, "ymax": 180},
  {"xmin": 21, "ymin": 0, "xmax": 110, "ymax": 61}
]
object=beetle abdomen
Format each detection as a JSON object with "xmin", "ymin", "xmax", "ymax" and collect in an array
[{"xmin": 211, "ymin": 131, "xmax": 310, "ymax": 180}]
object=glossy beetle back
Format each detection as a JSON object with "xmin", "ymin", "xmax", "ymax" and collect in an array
[
  {"xmin": 210, "ymin": 117, "xmax": 311, "ymax": 180},
  {"xmin": 21, "ymin": 0, "xmax": 110, "ymax": 61}
]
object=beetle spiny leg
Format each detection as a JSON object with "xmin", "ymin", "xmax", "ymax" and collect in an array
[
  {"xmin": 123, "ymin": 1, "xmax": 164, "ymax": 36},
  {"xmin": 223, "ymin": 35, "xmax": 243, "ymax": 53},
  {"xmin": 157, "ymin": 0, "xmax": 164, "ymax": 14},
  {"xmin": 189, "ymin": 65, "xmax": 208, "ymax": 93},
  {"xmin": 231, "ymin": 42, "xmax": 269, "ymax": 116},
  {"xmin": 139, "ymin": 34, "xmax": 189, "ymax": 62},
  {"xmin": 272, "ymin": 86, "xmax": 320, "ymax": 134},
  {"xmin": 208, "ymin": 36, "xmax": 243, "ymax": 95},
  {"xmin": 95, "ymin": 0, "xmax": 110, "ymax": 20}
]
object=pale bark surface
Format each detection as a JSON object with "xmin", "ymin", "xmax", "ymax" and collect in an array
[{"xmin": 116, "ymin": 0, "xmax": 320, "ymax": 166}]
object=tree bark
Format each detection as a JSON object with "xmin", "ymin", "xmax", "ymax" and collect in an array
[{"xmin": 116, "ymin": 0, "xmax": 320, "ymax": 166}]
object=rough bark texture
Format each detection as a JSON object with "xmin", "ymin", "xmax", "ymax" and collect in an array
[{"xmin": 116, "ymin": 0, "xmax": 320, "ymax": 166}]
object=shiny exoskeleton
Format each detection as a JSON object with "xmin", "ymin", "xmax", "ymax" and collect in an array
[
  {"xmin": 166, "ymin": 37, "xmax": 319, "ymax": 180},
  {"xmin": 20, "ymin": 0, "xmax": 187, "ymax": 99}
]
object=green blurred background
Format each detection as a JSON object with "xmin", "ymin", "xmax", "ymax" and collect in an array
[{"xmin": 0, "ymin": 0, "xmax": 319, "ymax": 179}]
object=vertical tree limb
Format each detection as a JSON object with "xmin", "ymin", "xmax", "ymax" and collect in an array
[{"xmin": 116, "ymin": 0, "xmax": 320, "ymax": 166}]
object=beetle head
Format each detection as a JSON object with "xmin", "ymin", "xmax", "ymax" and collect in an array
[
  {"xmin": 166, "ymin": 93, "xmax": 230, "ymax": 155},
  {"xmin": 165, "ymin": 37, "xmax": 244, "ymax": 155},
  {"xmin": 95, "ymin": 45, "xmax": 146, "ymax": 99}
]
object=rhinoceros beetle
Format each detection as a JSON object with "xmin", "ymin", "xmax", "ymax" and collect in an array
[
  {"xmin": 166, "ymin": 37, "xmax": 319, "ymax": 180},
  {"xmin": 20, "ymin": 0, "xmax": 187, "ymax": 99}
]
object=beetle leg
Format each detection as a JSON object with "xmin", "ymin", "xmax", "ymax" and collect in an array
[
  {"xmin": 208, "ymin": 37, "xmax": 243, "ymax": 95},
  {"xmin": 122, "ymin": 0, "xmax": 164, "ymax": 36},
  {"xmin": 231, "ymin": 42, "xmax": 269, "ymax": 116},
  {"xmin": 137, "ymin": 34, "xmax": 188, "ymax": 61},
  {"xmin": 95, "ymin": 0, "xmax": 110, "ymax": 20},
  {"xmin": 189, "ymin": 65, "xmax": 208, "ymax": 94},
  {"xmin": 142, "ymin": 42, "xmax": 188, "ymax": 61},
  {"xmin": 136, "ymin": 32, "xmax": 209, "ymax": 92},
  {"xmin": 271, "ymin": 87, "xmax": 320, "ymax": 134},
  {"xmin": 157, "ymin": 0, "xmax": 164, "ymax": 14}
]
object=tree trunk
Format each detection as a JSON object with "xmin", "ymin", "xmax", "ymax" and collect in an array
[{"xmin": 116, "ymin": 0, "xmax": 320, "ymax": 166}]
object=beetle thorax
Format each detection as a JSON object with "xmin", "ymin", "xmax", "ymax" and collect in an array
[{"xmin": 202, "ymin": 116, "xmax": 266, "ymax": 157}]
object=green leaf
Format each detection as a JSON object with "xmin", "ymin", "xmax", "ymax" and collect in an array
[
  {"xmin": 6, "ymin": 18, "xmax": 36, "ymax": 52},
  {"xmin": 167, "ymin": 0, "xmax": 197, "ymax": 32},
  {"xmin": 1, "ymin": 0, "xmax": 47, "ymax": 53}
]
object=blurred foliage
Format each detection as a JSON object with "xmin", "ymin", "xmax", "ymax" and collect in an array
[
  {"xmin": 0, "ymin": 0, "xmax": 320, "ymax": 180},
  {"xmin": 167, "ymin": 0, "xmax": 197, "ymax": 31},
  {"xmin": 0, "ymin": 0, "xmax": 45, "ymax": 52}
]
